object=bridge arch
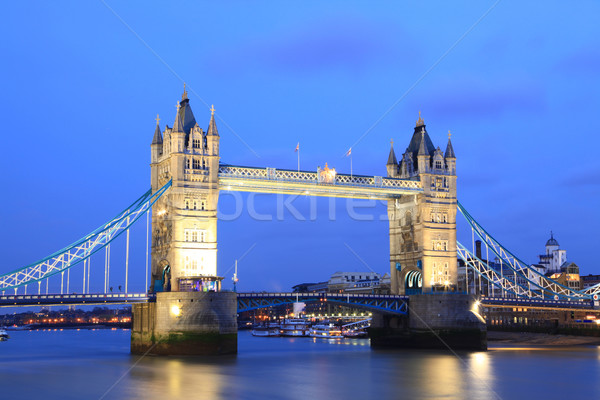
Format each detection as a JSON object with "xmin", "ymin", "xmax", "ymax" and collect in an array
[{"xmin": 398, "ymin": 266, "xmax": 422, "ymax": 295}]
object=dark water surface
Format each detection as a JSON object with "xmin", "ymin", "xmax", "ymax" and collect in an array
[{"xmin": 1, "ymin": 329, "xmax": 599, "ymax": 399}]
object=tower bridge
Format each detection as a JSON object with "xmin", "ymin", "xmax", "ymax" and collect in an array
[{"xmin": 2, "ymin": 88, "xmax": 600, "ymax": 354}]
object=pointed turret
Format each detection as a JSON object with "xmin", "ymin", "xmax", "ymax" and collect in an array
[
  {"xmin": 386, "ymin": 139, "xmax": 398, "ymax": 177},
  {"xmin": 417, "ymin": 128, "xmax": 429, "ymax": 173},
  {"xmin": 152, "ymin": 122, "xmax": 163, "ymax": 145},
  {"xmin": 207, "ymin": 105, "xmax": 219, "ymax": 136},
  {"xmin": 173, "ymin": 102, "xmax": 185, "ymax": 133},
  {"xmin": 445, "ymin": 131, "xmax": 456, "ymax": 159},
  {"xmin": 387, "ymin": 140, "xmax": 397, "ymax": 165},
  {"xmin": 444, "ymin": 130, "xmax": 456, "ymax": 174},
  {"xmin": 417, "ymin": 128, "xmax": 428, "ymax": 156},
  {"xmin": 206, "ymin": 104, "xmax": 220, "ymax": 157}
]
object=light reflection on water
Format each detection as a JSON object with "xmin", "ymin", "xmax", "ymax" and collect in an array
[{"xmin": 0, "ymin": 329, "xmax": 599, "ymax": 399}]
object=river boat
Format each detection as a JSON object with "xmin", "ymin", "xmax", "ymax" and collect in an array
[
  {"xmin": 342, "ymin": 329, "xmax": 368, "ymax": 338},
  {"xmin": 0, "ymin": 328, "xmax": 9, "ymax": 341},
  {"xmin": 280, "ymin": 318, "xmax": 310, "ymax": 337},
  {"xmin": 251, "ymin": 323, "xmax": 280, "ymax": 337},
  {"xmin": 309, "ymin": 323, "xmax": 342, "ymax": 338}
]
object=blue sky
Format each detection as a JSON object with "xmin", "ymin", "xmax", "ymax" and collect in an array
[{"xmin": 1, "ymin": 1, "xmax": 599, "ymax": 293}]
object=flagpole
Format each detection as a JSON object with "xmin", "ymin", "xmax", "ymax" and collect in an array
[
  {"xmin": 297, "ymin": 146, "xmax": 300, "ymax": 172},
  {"xmin": 351, "ymin": 152, "xmax": 353, "ymax": 178}
]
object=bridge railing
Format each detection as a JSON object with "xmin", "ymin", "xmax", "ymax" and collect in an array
[
  {"xmin": 218, "ymin": 164, "xmax": 422, "ymax": 190},
  {"xmin": 236, "ymin": 292, "xmax": 408, "ymax": 315}
]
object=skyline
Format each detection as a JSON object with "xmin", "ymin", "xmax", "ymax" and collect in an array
[{"xmin": 1, "ymin": 1, "xmax": 599, "ymax": 292}]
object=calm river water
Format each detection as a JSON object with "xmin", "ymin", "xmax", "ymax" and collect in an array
[{"xmin": 0, "ymin": 329, "xmax": 599, "ymax": 399}]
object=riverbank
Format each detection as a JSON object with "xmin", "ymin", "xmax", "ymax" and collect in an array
[{"xmin": 488, "ymin": 330, "xmax": 600, "ymax": 346}]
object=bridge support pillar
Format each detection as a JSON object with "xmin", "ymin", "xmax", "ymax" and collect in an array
[
  {"xmin": 131, "ymin": 291, "xmax": 237, "ymax": 355},
  {"xmin": 370, "ymin": 294, "xmax": 486, "ymax": 350}
]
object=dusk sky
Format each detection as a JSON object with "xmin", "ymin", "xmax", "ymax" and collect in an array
[{"xmin": 1, "ymin": 1, "xmax": 599, "ymax": 293}]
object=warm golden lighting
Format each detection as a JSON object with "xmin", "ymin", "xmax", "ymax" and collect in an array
[
  {"xmin": 157, "ymin": 209, "xmax": 167, "ymax": 216},
  {"xmin": 171, "ymin": 305, "xmax": 181, "ymax": 316}
]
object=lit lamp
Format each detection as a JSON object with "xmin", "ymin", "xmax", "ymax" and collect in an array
[{"xmin": 170, "ymin": 305, "xmax": 181, "ymax": 317}]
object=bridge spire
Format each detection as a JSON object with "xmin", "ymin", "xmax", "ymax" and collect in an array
[
  {"xmin": 416, "ymin": 110, "xmax": 425, "ymax": 127},
  {"xmin": 417, "ymin": 128, "xmax": 428, "ymax": 157},
  {"xmin": 207, "ymin": 104, "xmax": 219, "ymax": 136},
  {"xmin": 152, "ymin": 114, "xmax": 163, "ymax": 145},
  {"xmin": 445, "ymin": 130, "xmax": 456, "ymax": 159},
  {"xmin": 182, "ymin": 82, "xmax": 188, "ymax": 100},
  {"xmin": 387, "ymin": 139, "xmax": 397, "ymax": 165}
]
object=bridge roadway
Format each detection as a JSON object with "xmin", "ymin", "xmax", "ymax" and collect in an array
[
  {"xmin": 237, "ymin": 292, "xmax": 409, "ymax": 315},
  {"xmin": 218, "ymin": 164, "xmax": 423, "ymax": 200}
]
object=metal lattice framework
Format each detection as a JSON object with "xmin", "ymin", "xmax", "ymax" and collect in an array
[
  {"xmin": 0, "ymin": 180, "xmax": 172, "ymax": 291},
  {"xmin": 218, "ymin": 164, "xmax": 422, "ymax": 200},
  {"xmin": 458, "ymin": 202, "xmax": 590, "ymax": 301},
  {"xmin": 237, "ymin": 292, "xmax": 408, "ymax": 315},
  {"xmin": 458, "ymin": 242, "xmax": 544, "ymax": 298},
  {"xmin": 581, "ymin": 283, "xmax": 600, "ymax": 298}
]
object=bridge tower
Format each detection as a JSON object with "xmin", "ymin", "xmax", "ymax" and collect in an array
[
  {"xmin": 386, "ymin": 112, "xmax": 457, "ymax": 295},
  {"xmin": 150, "ymin": 88, "xmax": 221, "ymax": 292}
]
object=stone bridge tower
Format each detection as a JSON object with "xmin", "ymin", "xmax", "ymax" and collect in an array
[
  {"xmin": 386, "ymin": 113, "xmax": 457, "ymax": 295},
  {"xmin": 149, "ymin": 88, "xmax": 220, "ymax": 292}
]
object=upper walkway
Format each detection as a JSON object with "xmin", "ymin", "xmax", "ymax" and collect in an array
[{"xmin": 218, "ymin": 164, "xmax": 422, "ymax": 200}]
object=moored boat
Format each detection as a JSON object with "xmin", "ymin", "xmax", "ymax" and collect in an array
[
  {"xmin": 251, "ymin": 323, "xmax": 280, "ymax": 337},
  {"xmin": 309, "ymin": 323, "xmax": 342, "ymax": 338},
  {"xmin": 342, "ymin": 329, "xmax": 368, "ymax": 338},
  {"xmin": 0, "ymin": 328, "xmax": 9, "ymax": 341},
  {"xmin": 280, "ymin": 318, "xmax": 310, "ymax": 337}
]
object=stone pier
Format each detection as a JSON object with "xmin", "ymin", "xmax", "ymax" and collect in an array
[
  {"xmin": 131, "ymin": 291, "xmax": 237, "ymax": 355},
  {"xmin": 370, "ymin": 293, "xmax": 487, "ymax": 350}
]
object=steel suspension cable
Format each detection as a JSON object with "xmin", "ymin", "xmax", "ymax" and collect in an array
[
  {"xmin": 125, "ymin": 217, "xmax": 130, "ymax": 293},
  {"xmin": 145, "ymin": 211, "xmax": 149, "ymax": 294}
]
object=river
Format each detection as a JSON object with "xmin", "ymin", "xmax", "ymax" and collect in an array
[{"xmin": 0, "ymin": 329, "xmax": 599, "ymax": 399}]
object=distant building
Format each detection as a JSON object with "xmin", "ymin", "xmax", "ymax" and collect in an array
[
  {"xmin": 582, "ymin": 274, "xmax": 600, "ymax": 289},
  {"xmin": 292, "ymin": 271, "xmax": 390, "ymax": 294},
  {"xmin": 538, "ymin": 232, "xmax": 581, "ymax": 290},
  {"xmin": 549, "ymin": 262, "xmax": 581, "ymax": 291},
  {"xmin": 538, "ymin": 232, "xmax": 567, "ymax": 274},
  {"xmin": 328, "ymin": 271, "xmax": 381, "ymax": 293},
  {"xmin": 291, "ymin": 282, "xmax": 328, "ymax": 293}
]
